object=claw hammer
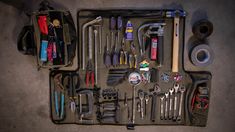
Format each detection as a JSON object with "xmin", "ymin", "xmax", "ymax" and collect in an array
[{"xmin": 166, "ymin": 10, "xmax": 186, "ymax": 72}]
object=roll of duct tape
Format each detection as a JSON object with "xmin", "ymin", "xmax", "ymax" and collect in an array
[
  {"xmin": 192, "ymin": 19, "xmax": 213, "ymax": 40},
  {"xmin": 190, "ymin": 44, "xmax": 214, "ymax": 67}
]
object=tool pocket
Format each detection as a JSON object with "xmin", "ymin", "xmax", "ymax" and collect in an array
[
  {"xmin": 18, "ymin": 0, "xmax": 77, "ymax": 70},
  {"xmin": 32, "ymin": 10, "xmax": 77, "ymax": 69}
]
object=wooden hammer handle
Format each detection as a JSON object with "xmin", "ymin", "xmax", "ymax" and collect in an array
[{"xmin": 172, "ymin": 17, "xmax": 180, "ymax": 73}]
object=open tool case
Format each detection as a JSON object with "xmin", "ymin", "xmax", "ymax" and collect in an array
[
  {"xmin": 48, "ymin": 9, "xmax": 212, "ymax": 129},
  {"xmin": 17, "ymin": 5, "xmax": 78, "ymax": 70}
]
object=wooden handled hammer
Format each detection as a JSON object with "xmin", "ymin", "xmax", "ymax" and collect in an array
[{"xmin": 166, "ymin": 10, "xmax": 186, "ymax": 73}]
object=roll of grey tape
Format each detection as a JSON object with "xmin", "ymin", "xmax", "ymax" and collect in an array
[{"xmin": 190, "ymin": 44, "xmax": 214, "ymax": 67}]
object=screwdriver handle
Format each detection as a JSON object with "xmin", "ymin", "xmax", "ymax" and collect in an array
[
  {"xmin": 110, "ymin": 17, "xmax": 116, "ymax": 30},
  {"xmin": 117, "ymin": 16, "xmax": 122, "ymax": 30}
]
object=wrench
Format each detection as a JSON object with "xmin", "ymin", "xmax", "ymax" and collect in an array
[
  {"xmin": 169, "ymin": 88, "xmax": 174, "ymax": 119},
  {"xmin": 177, "ymin": 86, "xmax": 186, "ymax": 121},
  {"xmin": 173, "ymin": 83, "xmax": 180, "ymax": 120},
  {"xmin": 165, "ymin": 92, "xmax": 169, "ymax": 119},
  {"xmin": 150, "ymin": 84, "xmax": 161, "ymax": 122},
  {"xmin": 144, "ymin": 93, "xmax": 149, "ymax": 116},
  {"xmin": 138, "ymin": 90, "xmax": 145, "ymax": 119},
  {"xmin": 160, "ymin": 96, "xmax": 164, "ymax": 120},
  {"xmin": 82, "ymin": 16, "xmax": 102, "ymax": 70}
]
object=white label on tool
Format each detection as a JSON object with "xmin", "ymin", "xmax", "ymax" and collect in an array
[{"xmin": 128, "ymin": 72, "xmax": 141, "ymax": 86}]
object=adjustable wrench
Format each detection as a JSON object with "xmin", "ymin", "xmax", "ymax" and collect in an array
[
  {"xmin": 138, "ymin": 90, "xmax": 145, "ymax": 119},
  {"xmin": 177, "ymin": 86, "xmax": 186, "ymax": 121},
  {"xmin": 160, "ymin": 96, "xmax": 164, "ymax": 120},
  {"xmin": 150, "ymin": 84, "xmax": 161, "ymax": 122},
  {"xmin": 164, "ymin": 92, "xmax": 169, "ymax": 119},
  {"xmin": 169, "ymin": 88, "xmax": 174, "ymax": 119},
  {"xmin": 82, "ymin": 16, "xmax": 102, "ymax": 70},
  {"xmin": 173, "ymin": 83, "xmax": 180, "ymax": 120}
]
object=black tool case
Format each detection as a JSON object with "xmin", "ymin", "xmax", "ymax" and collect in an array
[
  {"xmin": 48, "ymin": 9, "xmax": 212, "ymax": 129},
  {"xmin": 17, "ymin": 6, "xmax": 78, "ymax": 70}
]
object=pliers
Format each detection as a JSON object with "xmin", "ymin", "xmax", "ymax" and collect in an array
[
  {"xmin": 85, "ymin": 61, "xmax": 95, "ymax": 87},
  {"xmin": 53, "ymin": 73, "xmax": 65, "ymax": 119},
  {"xmin": 119, "ymin": 38, "xmax": 128, "ymax": 65},
  {"xmin": 128, "ymin": 42, "xmax": 138, "ymax": 69}
]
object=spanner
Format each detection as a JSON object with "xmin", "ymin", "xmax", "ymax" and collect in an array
[
  {"xmin": 138, "ymin": 90, "xmax": 145, "ymax": 119},
  {"xmin": 169, "ymin": 88, "xmax": 174, "ymax": 119},
  {"xmin": 82, "ymin": 16, "xmax": 102, "ymax": 70},
  {"xmin": 173, "ymin": 83, "xmax": 180, "ymax": 120},
  {"xmin": 160, "ymin": 96, "xmax": 164, "ymax": 120},
  {"xmin": 177, "ymin": 86, "xmax": 186, "ymax": 121},
  {"xmin": 164, "ymin": 92, "xmax": 169, "ymax": 119}
]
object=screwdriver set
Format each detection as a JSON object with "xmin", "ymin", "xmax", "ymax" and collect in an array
[{"xmin": 18, "ymin": 1, "xmax": 213, "ymax": 129}]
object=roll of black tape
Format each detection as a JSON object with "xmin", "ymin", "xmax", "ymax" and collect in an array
[
  {"xmin": 192, "ymin": 19, "xmax": 213, "ymax": 40},
  {"xmin": 190, "ymin": 44, "xmax": 214, "ymax": 67}
]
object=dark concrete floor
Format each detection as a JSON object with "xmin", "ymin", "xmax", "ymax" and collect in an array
[{"xmin": 0, "ymin": 0, "xmax": 235, "ymax": 132}]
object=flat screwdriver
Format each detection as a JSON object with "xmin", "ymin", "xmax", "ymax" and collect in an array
[{"xmin": 104, "ymin": 34, "xmax": 111, "ymax": 67}]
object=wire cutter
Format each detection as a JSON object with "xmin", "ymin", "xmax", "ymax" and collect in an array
[
  {"xmin": 85, "ymin": 61, "xmax": 95, "ymax": 87},
  {"xmin": 119, "ymin": 38, "xmax": 128, "ymax": 65},
  {"xmin": 128, "ymin": 42, "xmax": 138, "ymax": 69}
]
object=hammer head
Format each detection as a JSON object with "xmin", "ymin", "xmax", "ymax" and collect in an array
[{"xmin": 166, "ymin": 10, "xmax": 186, "ymax": 18}]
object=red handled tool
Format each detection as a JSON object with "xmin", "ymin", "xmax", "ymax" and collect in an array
[
  {"xmin": 85, "ymin": 26, "xmax": 95, "ymax": 87},
  {"xmin": 85, "ymin": 61, "xmax": 95, "ymax": 87},
  {"xmin": 37, "ymin": 16, "xmax": 48, "ymax": 35}
]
